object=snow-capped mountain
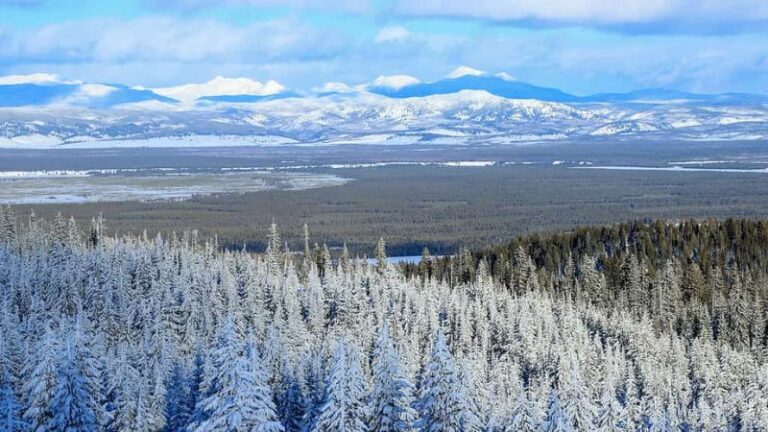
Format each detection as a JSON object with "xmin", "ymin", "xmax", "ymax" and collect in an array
[
  {"xmin": 367, "ymin": 67, "xmax": 581, "ymax": 102},
  {"xmin": 0, "ymin": 69, "xmax": 767, "ymax": 148}
]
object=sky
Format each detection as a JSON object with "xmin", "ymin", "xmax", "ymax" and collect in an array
[{"xmin": 1, "ymin": 0, "xmax": 767, "ymax": 95}]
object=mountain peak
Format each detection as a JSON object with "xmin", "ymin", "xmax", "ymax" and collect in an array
[{"xmin": 446, "ymin": 66, "xmax": 486, "ymax": 79}]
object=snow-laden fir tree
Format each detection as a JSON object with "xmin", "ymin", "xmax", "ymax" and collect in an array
[
  {"xmin": 190, "ymin": 317, "xmax": 283, "ymax": 432},
  {"xmin": 416, "ymin": 330, "xmax": 480, "ymax": 432},
  {"xmin": 312, "ymin": 339, "xmax": 369, "ymax": 432},
  {"xmin": 23, "ymin": 326, "xmax": 60, "ymax": 432},
  {"xmin": 164, "ymin": 363, "xmax": 194, "ymax": 432},
  {"xmin": 0, "ymin": 332, "xmax": 26, "ymax": 432},
  {"xmin": 43, "ymin": 342, "xmax": 98, "ymax": 431},
  {"xmin": 368, "ymin": 323, "xmax": 418, "ymax": 432}
]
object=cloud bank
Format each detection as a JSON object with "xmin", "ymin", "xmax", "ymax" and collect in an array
[
  {"xmin": 0, "ymin": 0, "xmax": 767, "ymax": 94},
  {"xmin": 394, "ymin": 0, "xmax": 768, "ymax": 33}
]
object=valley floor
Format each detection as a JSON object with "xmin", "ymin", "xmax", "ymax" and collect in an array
[{"xmin": 2, "ymin": 139, "xmax": 767, "ymax": 255}]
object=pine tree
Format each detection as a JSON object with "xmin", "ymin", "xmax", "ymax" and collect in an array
[
  {"xmin": 595, "ymin": 376, "xmax": 625, "ymax": 432},
  {"xmin": 0, "ymin": 350, "xmax": 26, "ymax": 432},
  {"xmin": 505, "ymin": 389, "xmax": 538, "ymax": 432},
  {"xmin": 44, "ymin": 343, "xmax": 98, "ymax": 432},
  {"xmin": 191, "ymin": 319, "xmax": 284, "ymax": 432},
  {"xmin": 0, "ymin": 320, "xmax": 25, "ymax": 432},
  {"xmin": 375, "ymin": 238, "xmax": 389, "ymax": 275},
  {"xmin": 368, "ymin": 324, "xmax": 418, "ymax": 432},
  {"xmin": 275, "ymin": 371, "xmax": 305, "ymax": 432},
  {"xmin": 164, "ymin": 363, "xmax": 194, "ymax": 432},
  {"xmin": 559, "ymin": 357, "xmax": 597, "ymax": 430},
  {"xmin": 312, "ymin": 340, "xmax": 369, "ymax": 432},
  {"xmin": 416, "ymin": 331, "xmax": 480, "ymax": 432},
  {"xmin": 541, "ymin": 389, "xmax": 568, "ymax": 432},
  {"xmin": 23, "ymin": 327, "xmax": 60, "ymax": 432}
]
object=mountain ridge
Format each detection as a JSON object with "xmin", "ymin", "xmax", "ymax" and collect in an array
[{"xmin": 2, "ymin": 71, "xmax": 767, "ymax": 108}]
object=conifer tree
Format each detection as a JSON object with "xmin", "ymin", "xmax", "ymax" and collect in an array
[
  {"xmin": 164, "ymin": 363, "xmax": 194, "ymax": 432},
  {"xmin": 541, "ymin": 389, "xmax": 568, "ymax": 432},
  {"xmin": 416, "ymin": 331, "xmax": 480, "ymax": 432},
  {"xmin": 368, "ymin": 324, "xmax": 418, "ymax": 432},
  {"xmin": 44, "ymin": 343, "xmax": 98, "ymax": 432},
  {"xmin": 0, "ymin": 338, "xmax": 26, "ymax": 432},
  {"xmin": 275, "ymin": 371, "xmax": 305, "ymax": 432},
  {"xmin": 312, "ymin": 340, "xmax": 369, "ymax": 432},
  {"xmin": 23, "ymin": 327, "xmax": 59, "ymax": 432},
  {"xmin": 506, "ymin": 389, "xmax": 538, "ymax": 432},
  {"xmin": 191, "ymin": 319, "xmax": 284, "ymax": 432}
]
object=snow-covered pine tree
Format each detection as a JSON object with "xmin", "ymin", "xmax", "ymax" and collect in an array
[
  {"xmin": 312, "ymin": 339, "xmax": 369, "ymax": 432},
  {"xmin": 190, "ymin": 318, "xmax": 284, "ymax": 432},
  {"xmin": 164, "ymin": 362, "xmax": 194, "ymax": 432},
  {"xmin": 505, "ymin": 389, "xmax": 538, "ymax": 432},
  {"xmin": 368, "ymin": 323, "xmax": 418, "ymax": 432},
  {"xmin": 23, "ymin": 326, "xmax": 60, "ymax": 432},
  {"xmin": 541, "ymin": 388, "xmax": 568, "ymax": 432},
  {"xmin": 275, "ymin": 370, "xmax": 305, "ymax": 432},
  {"xmin": 0, "ymin": 330, "xmax": 26, "ymax": 432},
  {"xmin": 44, "ymin": 342, "xmax": 98, "ymax": 431},
  {"xmin": 416, "ymin": 330, "xmax": 480, "ymax": 432}
]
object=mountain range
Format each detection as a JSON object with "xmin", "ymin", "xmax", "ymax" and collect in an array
[{"xmin": 0, "ymin": 68, "xmax": 767, "ymax": 148}]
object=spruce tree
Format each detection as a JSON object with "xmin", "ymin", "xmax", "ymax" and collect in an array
[
  {"xmin": 416, "ymin": 331, "xmax": 480, "ymax": 432},
  {"xmin": 23, "ymin": 327, "xmax": 59, "ymax": 432},
  {"xmin": 312, "ymin": 340, "xmax": 369, "ymax": 432},
  {"xmin": 368, "ymin": 324, "xmax": 418, "ymax": 432},
  {"xmin": 44, "ymin": 344, "xmax": 98, "ymax": 432},
  {"xmin": 0, "ymin": 356, "xmax": 26, "ymax": 432},
  {"xmin": 191, "ymin": 319, "xmax": 284, "ymax": 432}
]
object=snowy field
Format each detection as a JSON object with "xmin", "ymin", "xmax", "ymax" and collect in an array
[{"xmin": 0, "ymin": 171, "xmax": 349, "ymax": 204}]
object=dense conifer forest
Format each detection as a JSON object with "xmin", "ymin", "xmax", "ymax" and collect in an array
[{"xmin": 1, "ymin": 207, "xmax": 768, "ymax": 431}]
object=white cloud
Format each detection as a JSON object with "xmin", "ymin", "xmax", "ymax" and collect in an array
[
  {"xmin": 495, "ymin": 72, "xmax": 518, "ymax": 81},
  {"xmin": 52, "ymin": 83, "xmax": 119, "ymax": 106},
  {"xmin": 375, "ymin": 26, "xmax": 411, "ymax": 43},
  {"xmin": 394, "ymin": 0, "xmax": 768, "ymax": 29},
  {"xmin": 153, "ymin": 76, "xmax": 285, "ymax": 102},
  {"xmin": 0, "ymin": 73, "xmax": 68, "ymax": 85},
  {"xmin": 368, "ymin": 74, "xmax": 420, "ymax": 90},
  {"xmin": 446, "ymin": 66, "xmax": 486, "ymax": 79},
  {"xmin": 313, "ymin": 82, "xmax": 356, "ymax": 94},
  {"xmin": 77, "ymin": 83, "xmax": 117, "ymax": 97},
  {"xmin": 0, "ymin": 17, "xmax": 345, "ymax": 64},
  {"xmin": 146, "ymin": 0, "xmax": 370, "ymax": 13}
]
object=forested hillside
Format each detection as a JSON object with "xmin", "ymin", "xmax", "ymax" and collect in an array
[{"xmin": 0, "ymin": 209, "xmax": 767, "ymax": 431}]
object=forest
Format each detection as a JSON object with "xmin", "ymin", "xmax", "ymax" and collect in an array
[
  {"xmin": 1, "ymin": 207, "xmax": 767, "ymax": 431},
  {"xmin": 20, "ymin": 164, "xmax": 768, "ymax": 257}
]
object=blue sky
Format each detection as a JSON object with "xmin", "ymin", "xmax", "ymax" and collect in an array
[{"xmin": 1, "ymin": 0, "xmax": 767, "ymax": 95}]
